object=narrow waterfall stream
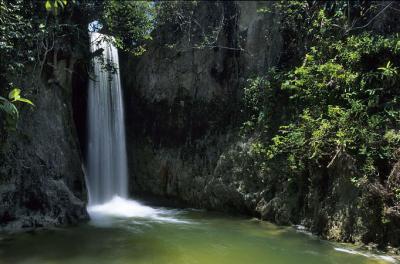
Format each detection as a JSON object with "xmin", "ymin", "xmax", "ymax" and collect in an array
[
  {"xmin": 87, "ymin": 32, "xmax": 128, "ymax": 205},
  {"xmin": 85, "ymin": 32, "xmax": 182, "ymax": 223}
]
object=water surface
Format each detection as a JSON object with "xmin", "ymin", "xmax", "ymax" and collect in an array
[{"xmin": 0, "ymin": 197, "xmax": 396, "ymax": 264}]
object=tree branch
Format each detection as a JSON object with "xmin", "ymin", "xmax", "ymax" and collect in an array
[{"xmin": 346, "ymin": 1, "xmax": 394, "ymax": 34}]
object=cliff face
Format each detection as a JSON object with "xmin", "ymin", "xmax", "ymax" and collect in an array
[
  {"xmin": 121, "ymin": 1, "xmax": 400, "ymax": 249},
  {"xmin": 125, "ymin": 2, "xmax": 281, "ymax": 104},
  {"xmin": 0, "ymin": 55, "xmax": 89, "ymax": 232},
  {"xmin": 120, "ymin": 1, "xmax": 281, "ymax": 208},
  {"xmin": 120, "ymin": 1, "xmax": 283, "ymax": 216}
]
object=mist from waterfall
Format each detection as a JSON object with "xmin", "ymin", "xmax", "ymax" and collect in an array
[{"xmin": 86, "ymin": 32, "xmax": 128, "ymax": 205}]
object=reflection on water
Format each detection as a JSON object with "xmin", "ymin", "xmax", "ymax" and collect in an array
[{"xmin": 0, "ymin": 198, "xmax": 397, "ymax": 264}]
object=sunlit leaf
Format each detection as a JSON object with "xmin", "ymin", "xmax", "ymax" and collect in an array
[
  {"xmin": 15, "ymin": 98, "xmax": 35, "ymax": 106},
  {"xmin": 45, "ymin": 0, "xmax": 52, "ymax": 11},
  {"xmin": 8, "ymin": 88, "xmax": 21, "ymax": 101}
]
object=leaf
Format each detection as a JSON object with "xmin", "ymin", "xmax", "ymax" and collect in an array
[
  {"xmin": 55, "ymin": 0, "xmax": 66, "ymax": 7},
  {"xmin": 45, "ymin": 0, "xmax": 52, "ymax": 11},
  {"xmin": 9, "ymin": 103, "xmax": 19, "ymax": 119},
  {"xmin": 8, "ymin": 88, "xmax": 21, "ymax": 101},
  {"xmin": 7, "ymin": 88, "xmax": 34, "ymax": 106},
  {"xmin": 0, "ymin": 100, "xmax": 19, "ymax": 119},
  {"xmin": 15, "ymin": 98, "xmax": 35, "ymax": 106}
]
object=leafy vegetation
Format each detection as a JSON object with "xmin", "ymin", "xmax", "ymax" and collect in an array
[
  {"xmin": 101, "ymin": 0, "xmax": 154, "ymax": 55},
  {"xmin": 44, "ymin": 0, "xmax": 71, "ymax": 15},
  {"xmin": 242, "ymin": 1, "xmax": 400, "ymax": 185},
  {"xmin": 0, "ymin": 0, "xmax": 75, "ymax": 128},
  {"xmin": 0, "ymin": 88, "xmax": 34, "ymax": 129}
]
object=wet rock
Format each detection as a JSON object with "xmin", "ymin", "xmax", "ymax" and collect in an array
[
  {"xmin": 256, "ymin": 197, "xmax": 290, "ymax": 225},
  {"xmin": 388, "ymin": 161, "xmax": 400, "ymax": 192}
]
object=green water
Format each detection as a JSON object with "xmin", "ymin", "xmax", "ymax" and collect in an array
[{"xmin": 0, "ymin": 205, "xmax": 396, "ymax": 264}]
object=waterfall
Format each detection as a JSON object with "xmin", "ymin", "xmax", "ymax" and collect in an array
[
  {"xmin": 85, "ymin": 32, "xmax": 182, "ymax": 224},
  {"xmin": 86, "ymin": 32, "xmax": 128, "ymax": 205}
]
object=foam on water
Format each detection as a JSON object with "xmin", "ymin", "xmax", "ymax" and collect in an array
[
  {"xmin": 334, "ymin": 247, "xmax": 397, "ymax": 263},
  {"xmin": 87, "ymin": 196, "xmax": 190, "ymax": 225},
  {"xmin": 293, "ymin": 225, "xmax": 397, "ymax": 263}
]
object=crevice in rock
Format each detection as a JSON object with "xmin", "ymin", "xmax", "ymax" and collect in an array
[{"xmin": 71, "ymin": 61, "xmax": 89, "ymax": 162}]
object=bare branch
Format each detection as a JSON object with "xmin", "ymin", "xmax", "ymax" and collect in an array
[{"xmin": 346, "ymin": 1, "xmax": 394, "ymax": 34}]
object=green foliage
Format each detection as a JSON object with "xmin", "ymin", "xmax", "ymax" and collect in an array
[
  {"xmin": 0, "ymin": 1, "xmax": 39, "ymax": 130},
  {"xmin": 45, "ymin": 0, "xmax": 70, "ymax": 14},
  {"xmin": 8, "ymin": 88, "xmax": 34, "ymax": 106},
  {"xmin": 102, "ymin": 0, "xmax": 154, "ymax": 55},
  {"xmin": 0, "ymin": 0, "xmax": 82, "ymax": 132},
  {"xmin": 0, "ymin": 0, "xmax": 35, "ymax": 85},
  {"xmin": 378, "ymin": 61, "xmax": 398, "ymax": 80},
  {"xmin": 242, "ymin": 77, "xmax": 269, "ymax": 131},
  {"xmin": 0, "ymin": 88, "xmax": 34, "ymax": 129},
  {"xmin": 0, "ymin": 96, "xmax": 19, "ymax": 119},
  {"xmin": 242, "ymin": 68, "xmax": 286, "ymax": 136},
  {"xmin": 242, "ymin": 2, "xmax": 400, "ymax": 184},
  {"xmin": 265, "ymin": 1, "xmax": 391, "ymax": 67}
]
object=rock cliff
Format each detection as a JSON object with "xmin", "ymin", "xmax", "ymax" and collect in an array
[{"xmin": 0, "ymin": 31, "xmax": 89, "ymax": 232}]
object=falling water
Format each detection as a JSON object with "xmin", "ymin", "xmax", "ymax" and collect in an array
[
  {"xmin": 87, "ymin": 32, "xmax": 128, "ymax": 205},
  {"xmin": 85, "ymin": 32, "xmax": 188, "ymax": 223}
]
